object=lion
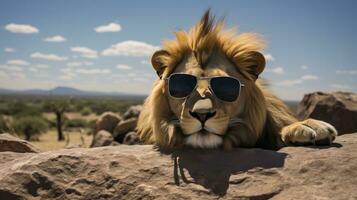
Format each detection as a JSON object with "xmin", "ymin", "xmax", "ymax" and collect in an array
[{"xmin": 137, "ymin": 10, "xmax": 337, "ymax": 150}]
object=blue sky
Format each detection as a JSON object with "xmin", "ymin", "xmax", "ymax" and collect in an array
[{"xmin": 0, "ymin": 0, "xmax": 356, "ymax": 100}]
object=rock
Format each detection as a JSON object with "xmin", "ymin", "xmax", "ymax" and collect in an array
[
  {"xmin": 113, "ymin": 118, "xmax": 137, "ymax": 143},
  {"xmin": 122, "ymin": 132, "xmax": 140, "ymax": 145},
  {"xmin": 297, "ymin": 91, "xmax": 357, "ymax": 135},
  {"xmin": 95, "ymin": 112, "xmax": 122, "ymax": 134},
  {"xmin": 90, "ymin": 130, "xmax": 115, "ymax": 148},
  {"xmin": 0, "ymin": 134, "xmax": 356, "ymax": 200},
  {"xmin": 123, "ymin": 105, "xmax": 143, "ymax": 120},
  {"xmin": 0, "ymin": 133, "xmax": 40, "ymax": 153}
]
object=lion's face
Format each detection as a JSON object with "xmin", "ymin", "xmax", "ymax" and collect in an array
[
  {"xmin": 166, "ymin": 51, "xmax": 249, "ymax": 148},
  {"xmin": 137, "ymin": 10, "xmax": 267, "ymax": 149}
]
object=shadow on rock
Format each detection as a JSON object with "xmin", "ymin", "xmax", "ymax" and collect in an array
[
  {"xmin": 171, "ymin": 148, "xmax": 287, "ymax": 196},
  {"xmin": 304, "ymin": 142, "xmax": 343, "ymax": 149}
]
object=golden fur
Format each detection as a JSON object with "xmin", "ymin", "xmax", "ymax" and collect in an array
[{"xmin": 137, "ymin": 10, "xmax": 337, "ymax": 150}]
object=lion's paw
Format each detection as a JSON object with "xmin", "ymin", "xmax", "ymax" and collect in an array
[{"xmin": 281, "ymin": 119, "xmax": 338, "ymax": 146}]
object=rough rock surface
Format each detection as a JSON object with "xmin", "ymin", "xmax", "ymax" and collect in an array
[
  {"xmin": 123, "ymin": 105, "xmax": 142, "ymax": 120},
  {"xmin": 0, "ymin": 133, "xmax": 40, "ymax": 153},
  {"xmin": 112, "ymin": 118, "xmax": 138, "ymax": 143},
  {"xmin": 297, "ymin": 91, "xmax": 357, "ymax": 134},
  {"xmin": 0, "ymin": 134, "xmax": 356, "ymax": 200},
  {"xmin": 95, "ymin": 112, "xmax": 122, "ymax": 134},
  {"xmin": 90, "ymin": 130, "xmax": 116, "ymax": 148}
]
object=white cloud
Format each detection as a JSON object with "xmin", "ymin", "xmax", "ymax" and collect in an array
[
  {"xmin": 4, "ymin": 23, "xmax": 39, "ymax": 34},
  {"xmin": 83, "ymin": 62, "xmax": 93, "ymax": 66},
  {"xmin": 275, "ymin": 74, "xmax": 319, "ymax": 87},
  {"xmin": 140, "ymin": 60, "xmax": 150, "ymax": 65},
  {"xmin": 7, "ymin": 59, "xmax": 30, "ymax": 66},
  {"xmin": 301, "ymin": 65, "xmax": 308, "ymax": 70},
  {"xmin": 276, "ymin": 79, "xmax": 303, "ymax": 87},
  {"xmin": 116, "ymin": 64, "xmax": 132, "ymax": 70},
  {"xmin": 58, "ymin": 75, "xmax": 73, "ymax": 80},
  {"xmin": 4, "ymin": 48, "xmax": 16, "ymax": 52},
  {"xmin": 30, "ymin": 52, "xmax": 68, "ymax": 61},
  {"xmin": 128, "ymin": 73, "xmax": 137, "ymax": 77},
  {"xmin": 133, "ymin": 77, "xmax": 149, "ymax": 82},
  {"xmin": 60, "ymin": 67, "xmax": 73, "ymax": 73},
  {"xmin": 267, "ymin": 67, "xmax": 285, "ymax": 75},
  {"xmin": 35, "ymin": 64, "xmax": 48, "ymax": 69},
  {"xmin": 71, "ymin": 47, "xmax": 98, "ymax": 59},
  {"xmin": 95, "ymin": 22, "xmax": 121, "ymax": 33},
  {"xmin": 67, "ymin": 61, "xmax": 93, "ymax": 67},
  {"xmin": 29, "ymin": 67, "xmax": 38, "ymax": 72},
  {"xmin": 301, "ymin": 74, "xmax": 319, "ymax": 80},
  {"xmin": 336, "ymin": 70, "xmax": 357, "ymax": 75},
  {"xmin": 44, "ymin": 35, "xmax": 67, "ymax": 42},
  {"xmin": 102, "ymin": 40, "xmax": 160, "ymax": 57},
  {"xmin": 75, "ymin": 68, "xmax": 111, "ymax": 75},
  {"xmin": 0, "ymin": 65, "xmax": 23, "ymax": 72},
  {"xmin": 330, "ymin": 84, "xmax": 352, "ymax": 90},
  {"xmin": 10, "ymin": 72, "xmax": 26, "ymax": 79},
  {"xmin": 264, "ymin": 54, "xmax": 275, "ymax": 62},
  {"xmin": 67, "ymin": 62, "xmax": 82, "ymax": 67}
]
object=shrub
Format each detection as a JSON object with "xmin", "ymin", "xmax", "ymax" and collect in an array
[
  {"xmin": 0, "ymin": 116, "xmax": 12, "ymax": 133},
  {"xmin": 6, "ymin": 101, "xmax": 41, "ymax": 117},
  {"xmin": 13, "ymin": 116, "xmax": 48, "ymax": 141},
  {"xmin": 87, "ymin": 119, "xmax": 97, "ymax": 135},
  {"xmin": 80, "ymin": 107, "xmax": 92, "ymax": 116},
  {"xmin": 65, "ymin": 118, "xmax": 88, "ymax": 129}
]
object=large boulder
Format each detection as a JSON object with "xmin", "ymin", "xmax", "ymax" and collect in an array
[
  {"xmin": 297, "ymin": 91, "xmax": 357, "ymax": 134},
  {"xmin": 112, "ymin": 118, "xmax": 138, "ymax": 143},
  {"xmin": 90, "ymin": 130, "xmax": 117, "ymax": 148},
  {"xmin": 0, "ymin": 134, "xmax": 356, "ymax": 200},
  {"xmin": 123, "ymin": 105, "xmax": 142, "ymax": 120},
  {"xmin": 122, "ymin": 131, "xmax": 141, "ymax": 145},
  {"xmin": 0, "ymin": 133, "xmax": 40, "ymax": 153},
  {"xmin": 95, "ymin": 112, "xmax": 122, "ymax": 134}
]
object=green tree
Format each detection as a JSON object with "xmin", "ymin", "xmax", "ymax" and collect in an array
[
  {"xmin": 13, "ymin": 116, "xmax": 48, "ymax": 141},
  {"xmin": 80, "ymin": 107, "xmax": 92, "ymax": 116},
  {"xmin": 42, "ymin": 99, "xmax": 71, "ymax": 141}
]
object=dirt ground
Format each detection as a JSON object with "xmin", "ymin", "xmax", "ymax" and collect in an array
[{"xmin": 31, "ymin": 129, "xmax": 93, "ymax": 151}]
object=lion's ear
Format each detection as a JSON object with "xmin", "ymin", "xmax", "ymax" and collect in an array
[
  {"xmin": 248, "ymin": 51, "xmax": 266, "ymax": 80},
  {"xmin": 151, "ymin": 50, "xmax": 170, "ymax": 78}
]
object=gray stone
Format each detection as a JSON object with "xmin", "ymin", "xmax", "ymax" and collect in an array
[
  {"xmin": 0, "ymin": 133, "xmax": 40, "ymax": 153},
  {"xmin": 297, "ymin": 91, "xmax": 357, "ymax": 135}
]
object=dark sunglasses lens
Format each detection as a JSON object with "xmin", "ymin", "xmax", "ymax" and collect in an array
[
  {"xmin": 168, "ymin": 74, "xmax": 197, "ymax": 98},
  {"xmin": 211, "ymin": 77, "xmax": 241, "ymax": 102}
]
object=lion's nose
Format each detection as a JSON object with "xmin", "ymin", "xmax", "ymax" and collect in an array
[
  {"xmin": 189, "ymin": 110, "xmax": 216, "ymax": 123},
  {"xmin": 189, "ymin": 98, "xmax": 216, "ymax": 123}
]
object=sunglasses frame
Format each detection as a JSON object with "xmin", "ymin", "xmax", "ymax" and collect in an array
[{"xmin": 164, "ymin": 73, "xmax": 245, "ymax": 102}]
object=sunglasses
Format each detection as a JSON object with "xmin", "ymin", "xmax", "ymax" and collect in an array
[{"xmin": 165, "ymin": 73, "xmax": 245, "ymax": 102}]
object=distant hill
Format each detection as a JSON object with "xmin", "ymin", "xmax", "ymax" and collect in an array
[{"xmin": 0, "ymin": 86, "xmax": 145, "ymax": 97}]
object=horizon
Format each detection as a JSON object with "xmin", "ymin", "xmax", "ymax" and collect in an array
[{"xmin": 0, "ymin": 0, "xmax": 356, "ymax": 101}]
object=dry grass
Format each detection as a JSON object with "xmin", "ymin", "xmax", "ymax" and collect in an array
[
  {"xmin": 42, "ymin": 112, "xmax": 99, "ymax": 121},
  {"xmin": 31, "ymin": 129, "xmax": 93, "ymax": 152}
]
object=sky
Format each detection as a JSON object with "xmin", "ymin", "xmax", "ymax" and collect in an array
[{"xmin": 0, "ymin": 0, "xmax": 356, "ymax": 100}]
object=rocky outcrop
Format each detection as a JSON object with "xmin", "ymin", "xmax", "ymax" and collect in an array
[
  {"xmin": 123, "ymin": 105, "xmax": 142, "ymax": 120},
  {"xmin": 91, "ymin": 107, "xmax": 141, "ymax": 147},
  {"xmin": 113, "ymin": 118, "xmax": 138, "ymax": 143},
  {"xmin": 95, "ymin": 112, "xmax": 122, "ymax": 134},
  {"xmin": 122, "ymin": 131, "xmax": 141, "ymax": 145},
  {"xmin": 90, "ymin": 130, "xmax": 118, "ymax": 148},
  {"xmin": 0, "ymin": 133, "xmax": 40, "ymax": 153},
  {"xmin": 297, "ymin": 91, "xmax": 357, "ymax": 134},
  {"xmin": 0, "ymin": 134, "xmax": 356, "ymax": 200}
]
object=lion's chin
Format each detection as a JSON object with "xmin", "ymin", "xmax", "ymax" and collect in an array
[{"xmin": 185, "ymin": 132, "xmax": 223, "ymax": 148}]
